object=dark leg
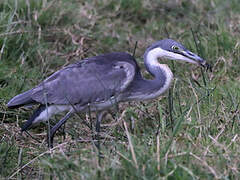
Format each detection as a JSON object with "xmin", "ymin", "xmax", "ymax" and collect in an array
[
  {"xmin": 95, "ymin": 111, "xmax": 105, "ymax": 136},
  {"xmin": 48, "ymin": 111, "xmax": 73, "ymax": 148},
  {"xmin": 95, "ymin": 112, "xmax": 101, "ymax": 148},
  {"xmin": 95, "ymin": 111, "xmax": 106, "ymax": 165},
  {"xmin": 62, "ymin": 123, "xmax": 66, "ymax": 140}
]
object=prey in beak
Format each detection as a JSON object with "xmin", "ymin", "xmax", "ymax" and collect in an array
[
  {"xmin": 200, "ymin": 61, "xmax": 212, "ymax": 72},
  {"xmin": 179, "ymin": 49, "xmax": 212, "ymax": 72}
]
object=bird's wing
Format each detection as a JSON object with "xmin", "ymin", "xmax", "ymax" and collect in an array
[{"xmin": 31, "ymin": 58, "xmax": 136, "ymax": 105}]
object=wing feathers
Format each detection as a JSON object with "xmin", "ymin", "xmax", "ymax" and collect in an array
[
  {"xmin": 30, "ymin": 53, "xmax": 137, "ymax": 106},
  {"xmin": 7, "ymin": 89, "xmax": 35, "ymax": 108}
]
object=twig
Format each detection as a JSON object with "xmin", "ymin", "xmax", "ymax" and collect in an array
[
  {"xmin": 132, "ymin": 41, "xmax": 138, "ymax": 58},
  {"xmin": 190, "ymin": 28, "xmax": 207, "ymax": 87},
  {"xmin": 9, "ymin": 142, "xmax": 68, "ymax": 179},
  {"xmin": 168, "ymin": 88, "xmax": 174, "ymax": 131},
  {"xmin": 156, "ymin": 132, "xmax": 160, "ymax": 171},
  {"xmin": 190, "ymin": 152, "xmax": 220, "ymax": 179},
  {"xmin": 189, "ymin": 79, "xmax": 201, "ymax": 122},
  {"xmin": 23, "ymin": 131, "xmax": 42, "ymax": 143},
  {"xmin": 0, "ymin": 30, "xmax": 31, "ymax": 37},
  {"xmin": 115, "ymin": 151, "xmax": 132, "ymax": 164},
  {"xmin": 123, "ymin": 120, "xmax": 138, "ymax": 169}
]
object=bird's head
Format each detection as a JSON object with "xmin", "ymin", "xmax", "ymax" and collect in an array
[{"xmin": 144, "ymin": 39, "xmax": 211, "ymax": 71}]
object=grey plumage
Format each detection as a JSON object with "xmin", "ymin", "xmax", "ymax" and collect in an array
[
  {"xmin": 8, "ymin": 52, "xmax": 138, "ymax": 107},
  {"xmin": 7, "ymin": 39, "xmax": 210, "ymax": 147},
  {"xmin": 7, "ymin": 89, "xmax": 36, "ymax": 108}
]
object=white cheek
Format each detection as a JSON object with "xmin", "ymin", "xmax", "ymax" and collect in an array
[
  {"xmin": 147, "ymin": 48, "xmax": 163, "ymax": 66},
  {"xmin": 147, "ymin": 48, "xmax": 197, "ymax": 64},
  {"xmin": 162, "ymin": 50, "xmax": 197, "ymax": 64}
]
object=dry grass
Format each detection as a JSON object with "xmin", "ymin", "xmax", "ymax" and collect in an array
[{"xmin": 1, "ymin": 0, "xmax": 240, "ymax": 179}]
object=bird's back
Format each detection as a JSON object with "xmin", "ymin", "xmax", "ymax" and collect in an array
[{"xmin": 7, "ymin": 52, "xmax": 140, "ymax": 108}]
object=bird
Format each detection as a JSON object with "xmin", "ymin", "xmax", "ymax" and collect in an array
[{"xmin": 7, "ymin": 39, "xmax": 211, "ymax": 147}]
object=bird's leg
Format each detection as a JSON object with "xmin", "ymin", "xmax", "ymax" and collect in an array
[
  {"xmin": 110, "ymin": 101, "xmax": 120, "ymax": 121},
  {"xmin": 95, "ymin": 111, "xmax": 104, "ymax": 149},
  {"xmin": 87, "ymin": 104, "xmax": 94, "ymax": 135},
  {"xmin": 47, "ymin": 110, "xmax": 73, "ymax": 148},
  {"xmin": 130, "ymin": 116, "xmax": 135, "ymax": 133},
  {"xmin": 62, "ymin": 123, "xmax": 66, "ymax": 140},
  {"xmin": 95, "ymin": 111, "xmax": 106, "ymax": 165}
]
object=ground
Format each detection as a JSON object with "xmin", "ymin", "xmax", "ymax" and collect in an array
[{"xmin": 0, "ymin": 0, "xmax": 239, "ymax": 179}]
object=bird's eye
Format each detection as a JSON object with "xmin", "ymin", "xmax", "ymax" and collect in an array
[{"xmin": 172, "ymin": 45, "xmax": 179, "ymax": 51}]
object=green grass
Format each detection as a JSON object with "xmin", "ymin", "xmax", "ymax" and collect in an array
[{"xmin": 1, "ymin": 0, "xmax": 240, "ymax": 179}]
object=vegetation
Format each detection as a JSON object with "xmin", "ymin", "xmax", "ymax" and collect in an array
[{"xmin": 0, "ymin": 0, "xmax": 239, "ymax": 179}]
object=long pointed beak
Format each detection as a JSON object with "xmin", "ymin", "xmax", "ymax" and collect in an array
[{"xmin": 182, "ymin": 50, "xmax": 212, "ymax": 71}]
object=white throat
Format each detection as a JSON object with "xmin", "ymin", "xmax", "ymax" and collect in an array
[
  {"xmin": 141, "ymin": 48, "xmax": 174, "ymax": 99},
  {"xmin": 146, "ymin": 47, "xmax": 197, "ymax": 65}
]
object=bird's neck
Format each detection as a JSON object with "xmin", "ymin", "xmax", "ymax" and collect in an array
[
  {"xmin": 144, "ymin": 47, "xmax": 173, "ymax": 77},
  {"xmin": 144, "ymin": 48, "xmax": 170, "ymax": 77},
  {"xmin": 122, "ymin": 48, "xmax": 174, "ymax": 101},
  {"xmin": 142, "ymin": 48, "xmax": 173, "ymax": 97}
]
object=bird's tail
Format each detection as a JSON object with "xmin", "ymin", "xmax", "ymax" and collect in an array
[
  {"xmin": 21, "ymin": 105, "xmax": 46, "ymax": 131},
  {"xmin": 7, "ymin": 89, "xmax": 35, "ymax": 109}
]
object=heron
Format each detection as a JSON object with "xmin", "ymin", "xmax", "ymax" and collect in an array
[{"xmin": 7, "ymin": 39, "xmax": 210, "ymax": 147}]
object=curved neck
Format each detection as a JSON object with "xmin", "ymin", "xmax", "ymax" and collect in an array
[
  {"xmin": 123, "ymin": 48, "xmax": 173, "ymax": 101},
  {"xmin": 144, "ymin": 47, "xmax": 169, "ymax": 78},
  {"xmin": 143, "ymin": 47, "xmax": 173, "ymax": 95}
]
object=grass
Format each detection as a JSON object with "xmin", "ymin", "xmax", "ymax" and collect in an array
[{"xmin": 1, "ymin": 0, "xmax": 240, "ymax": 179}]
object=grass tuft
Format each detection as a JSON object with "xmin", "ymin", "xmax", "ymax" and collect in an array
[{"xmin": 1, "ymin": 0, "xmax": 240, "ymax": 179}]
